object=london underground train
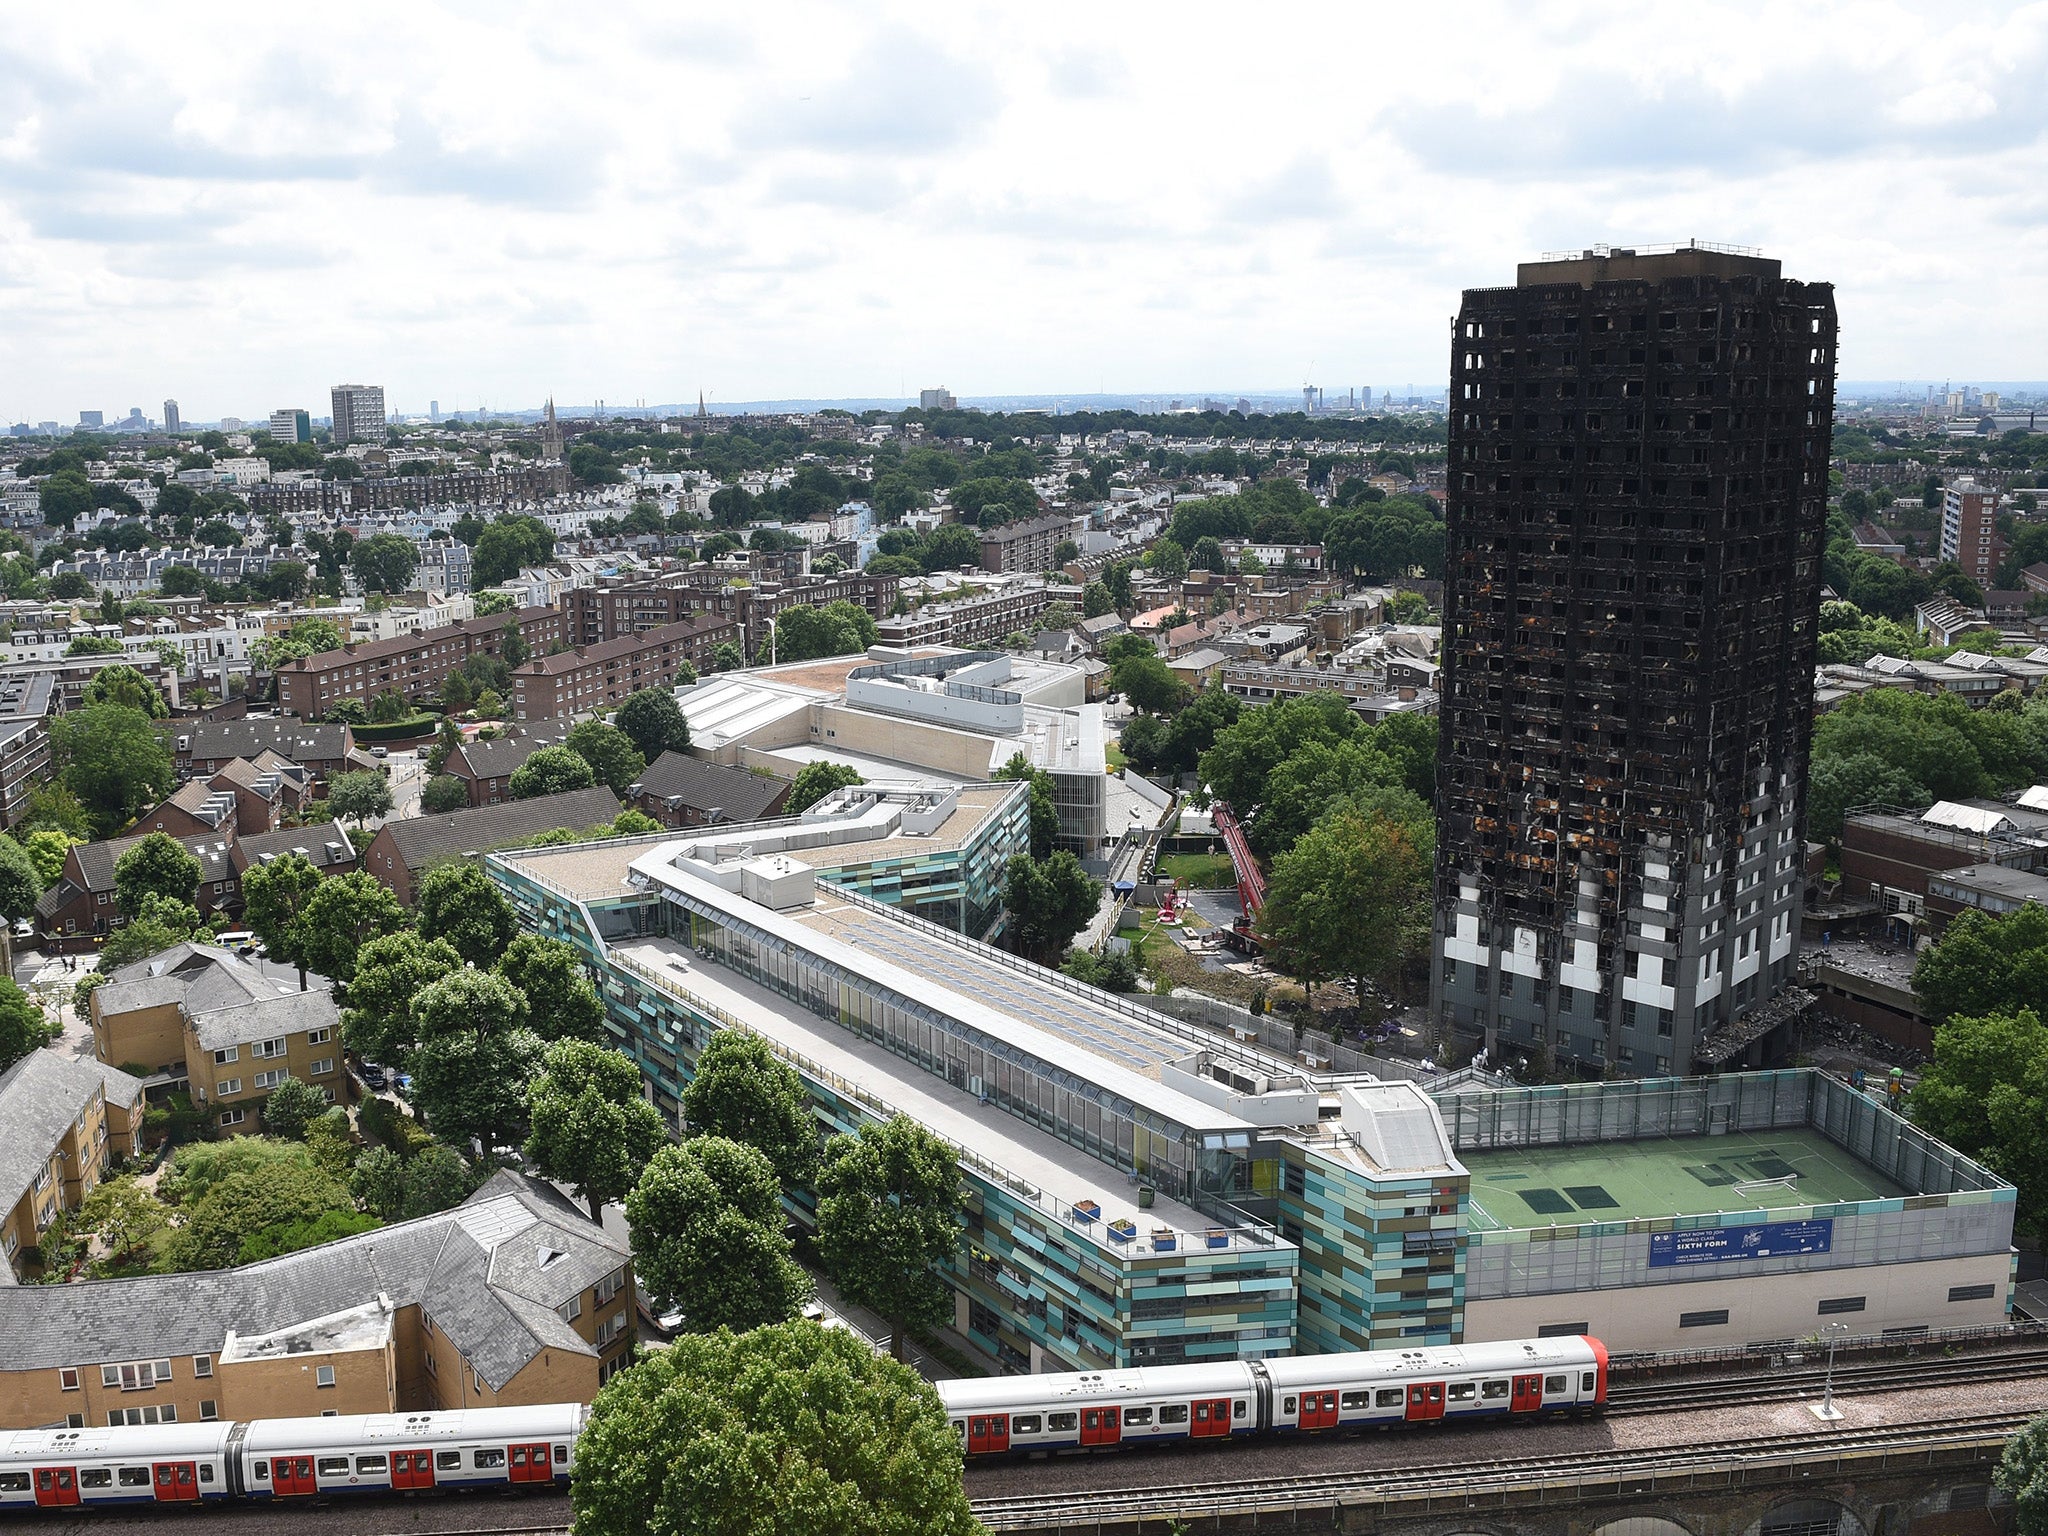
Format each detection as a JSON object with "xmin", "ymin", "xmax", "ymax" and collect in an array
[
  {"xmin": 0, "ymin": 1404, "xmax": 582, "ymax": 1512},
  {"xmin": 0, "ymin": 1337, "xmax": 1605, "ymax": 1510},
  {"xmin": 935, "ymin": 1335, "xmax": 1608, "ymax": 1455}
]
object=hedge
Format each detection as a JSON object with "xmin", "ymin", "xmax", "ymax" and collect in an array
[{"xmin": 348, "ymin": 716, "xmax": 441, "ymax": 744}]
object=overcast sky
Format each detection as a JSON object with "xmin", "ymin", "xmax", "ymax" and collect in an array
[{"xmin": 3, "ymin": 1, "xmax": 2044, "ymax": 423}]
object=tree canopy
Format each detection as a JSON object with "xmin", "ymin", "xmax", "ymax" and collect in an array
[
  {"xmin": 1002, "ymin": 852, "xmax": 1100, "ymax": 965},
  {"xmin": 787, "ymin": 761, "xmax": 864, "ymax": 816},
  {"xmin": 615, "ymin": 686, "xmax": 693, "ymax": 762},
  {"xmin": 113, "ymin": 832, "xmax": 202, "ymax": 918},
  {"xmin": 626, "ymin": 1137, "xmax": 811, "ymax": 1333},
  {"xmin": 1910, "ymin": 1008, "xmax": 2048, "ymax": 1234},
  {"xmin": 325, "ymin": 770, "xmax": 393, "ymax": 828},
  {"xmin": 510, "ymin": 745, "xmax": 597, "ymax": 798},
  {"xmin": 1914, "ymin": 905, "xmax": 2048, "ymax": 1024},
  {"xmin": 525, "ymin": 1040, "xmax": 671, "ymax": 1221},
  {"xmin": 570, "ymin": 1320, "xmax": 979, "ymax": 1536},
  {"xmin": 52, "ymin": 703, "xmax": 174, "ymax": 837},
  {"xmin": 816, "ymin": 1116, "xmax": 965, "ymax": 1361},
  {"xmin": 1259, "ymin": 807, "xmax": 1433, "ymax": 1010},
  {"xmin": 680, "ymin": 1029, "xmax": 819, "ymax": 1190},
  {"xmin": 763, "ymin": 600, "xmax": 879, "ymax": 664},
  {"xmin": 295, "ymin": 871, "xmax": 409, "ymax": 984},
  {"xmin": 415, "ymin": 860, "xmax": 518, "ymax": 968},
  {"xmin": 566, "ymin": 719, "xmax": 647, "ymax": 797}
]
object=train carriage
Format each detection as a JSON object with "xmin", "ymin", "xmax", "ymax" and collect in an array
[
  {"xmin": 1258, "ymin": 1336, "xmax": 1606, "ymax": 1433},
  {"xmin": 938, "ymin": 1362, "xmax": 1260, "ymax": 1453},
  {"xmin": 0, "ymin": 1424, "xmax": 235, "ymax": 1510},
  {"xmin": 239, "ymin": 1404, "xmax": 586, "ymax": 1498}
]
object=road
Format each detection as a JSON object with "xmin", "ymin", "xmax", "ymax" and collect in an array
[{"xmin": 368, "ymin": 749, "xmax": 425, "ymax": 828}]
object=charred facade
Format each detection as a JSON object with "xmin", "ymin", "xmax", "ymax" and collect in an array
[{"xmin": 1432, "ymin": 246, "xmax": 1836, "ymax": 1075}]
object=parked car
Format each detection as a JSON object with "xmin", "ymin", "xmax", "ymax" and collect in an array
[{"xmin": 359, "ymin": 1062, "xmax": 389, "ymax": 1090}]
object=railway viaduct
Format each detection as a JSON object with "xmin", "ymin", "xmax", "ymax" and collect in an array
[{"xmin": 971, "ymin": 1429, "xmax": 2017, "ymax": 1536}]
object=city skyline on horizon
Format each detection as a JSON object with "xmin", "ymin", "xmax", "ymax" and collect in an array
[{"xmin": 3, "ymin": 4, "xmax": 2045, "ymax": 425}]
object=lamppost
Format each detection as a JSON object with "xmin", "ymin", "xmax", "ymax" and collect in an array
[{"xmin": 1811, "ymin": 1321, "xmax": 1850, "ymax": 1420}]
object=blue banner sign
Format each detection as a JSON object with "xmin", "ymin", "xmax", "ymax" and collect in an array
[{"xmin": 1648, "ymin": 1218, "xmax": 1833, "ymax": 1268}]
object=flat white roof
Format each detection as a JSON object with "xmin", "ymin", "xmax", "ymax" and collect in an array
[{"xmin": 611, "ymin": 936, "xmax": 1274, "ymax": 1257}]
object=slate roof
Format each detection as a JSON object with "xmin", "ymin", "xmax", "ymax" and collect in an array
[
  {"xmin": 376, "ymin": 787, "xmax": 623, "ymax": 870},
  {"xmin": 93, "ymin": 944, "xmax": 328, "ymax": 1035},
  {"xmin": 0, "ymin": 1174, "xmax": 625, "ymax": 1390},
  {"xmin": 0, "ymin": 1053, "xmax": 144, "ymax": 1217},
  {"xmin": 66, "ymin": 829, "xmax": 238, "ymax": 897},
  {"xmin": 181, "ymin": 720, "xmax": 353, "ymax": 764},
  {"xmin": 512, "ymin": 617, "xmax": 719, "ymax": 678},
  {"xmin": 232, "ymin": 821, "xmax": 358, "ymax": 874},
  {"xmin": 188, "ymin": 989, "xmax": 339, "ymax": 1052},
  {"xmin": 452, "ymin": 729, "xmax": 569, "ymax": 782},
  {"xmin": 633, "ymin": 751, "xmax": 789, "ymax": 822}
]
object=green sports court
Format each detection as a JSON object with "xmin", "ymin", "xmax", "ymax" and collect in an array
[{"xmin": 1462, "ymin": 1126, "xmax": 1909, "ymax": 1233}]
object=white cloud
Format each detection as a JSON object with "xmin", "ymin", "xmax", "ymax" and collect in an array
[{"xmin": 0, "ymin": 0, "xmax": 2043, "ymax": 425}]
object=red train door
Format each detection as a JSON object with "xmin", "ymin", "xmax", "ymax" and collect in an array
[
  {"xmin": 272, "ymin": 1456, "xmax": 318, "ymax": 1496},
  {"xmin": 1191, "ymin": 1398, "xmax": 1233, "ymax": 1438},
  {"xmin": 965, "ymin": 1415, "xmax": 1010, "ymax": 1454},
  {"xmin": 32, "ymin": 1468, "xmax": 79, "ymax": 1508},
  {"xmin": 1405, "ymin": 1382, "xmax": 1445, "ymax": 1421},
  {"xmin": 1299, "ymin": 1391, "xmax": 1340, "ymax": 1429},
  {"xmin": 1511, "ymin": 1374, "xmax": 1544, "ymax": 1413},
  {"xmin": 151, "ymin": 1463, "xmax": 200, "ymax": 1503},
  {"xmin": 507, "ymin": 1443, "xmax": 554, "ymax": 1484},
  {"xmin": 391, "ymin": 1450, "xmax": 436, "ymax": 1491},
  {"xmin": 1079, "ymin": 1406, "xmax": 1121, "ymax": 1447}
]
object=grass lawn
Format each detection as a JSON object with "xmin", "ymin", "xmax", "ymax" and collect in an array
[
  {"xmin": 1105, "ymin": 740, "xmax": 1129, "ymax": 770},
  {"xmin": 1155, "ymin": 851, "xmax": 1236, "ymax": 888}
]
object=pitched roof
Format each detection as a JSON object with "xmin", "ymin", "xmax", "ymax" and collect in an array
[
  {"xmin": 0, "ymin": 1053, "xmax": 144, "ymax": 1217},
  {"xmin": 188, "ymin": 989, "xmax": 339, "ymax": 1052},
  {"xmin": 0, "ymin": 1174, "xmax": 625, "ymax": 1391},
  {"xmin": 69, "ymin": 828, "xmax": 238, "ymax": 897},
  {"xmin": 451, "ymin": 728, "xmax": 570, "ymax": 782},
  {"xmin": 270, "ymin": 606, "xmax": 557, "ymax": 675},
  {"xmin": 231, "ymin": 821, "xmax": 358, "ymax": 875},
  {"xmin": 181, "ymin": 720, "xmax": 353, "ymax": 763},
  {"xmin": 94, "ymin": 943, "xmax": 318, "ymax": 1023},
  {"xmin": 376, "ymin": 787, "xmax": 624, "ymax": 870},
  {"xmin": 633, "ymin": 751, "xmax": 788, "ymax": 822}
]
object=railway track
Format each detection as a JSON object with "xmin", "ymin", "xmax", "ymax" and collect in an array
[
  {"xmin": 1608, "ymin": 1345, "xmax": 2048, "ymax": 1413},
  {"xmin": 969, "ymin": 1411, "xmax": 2032, "ymax": 1530}
]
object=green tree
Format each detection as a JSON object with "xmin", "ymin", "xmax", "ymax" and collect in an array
[
  {"xmin": 509, "ymin": 744, "xmax": 597, "ymax": 798},
  {"xmin": 500, "ymin": 620, "xmax": 530, "ymax": 669},
  {"xmin": 421, "ymin": 774, "xmax": 470, "ymax": 814},
  {"xmin": 400, "ymin": 1142, "xmax": 476, "ymax": 1217},
  {"xmin": 296, "ymin": 871, "xmax": 410, "ymax": 985},
  {"xmin": 680, "ymin": 1029, "xmax": 818, "ymax": 1190},
  {"xmin": 1002, "ymin": 851, "xmax": 1101, "ymax": 964},
  {"xmin": 1913, "ymin": 906, "xmax": 2048, "ymax": 1024},
  {"xmin": 52, "ymin": 703, "xmax": 174, "ymax": 837},
  {"xmin": 566, "ymin": 720, "xmax": 647, "ymax": 796},
  {"xmin": 711, "ymin": 640, "xmax": 745, "ymax": 673},
  {"xmin": 39, "ymin": 469, "xmax": 96, "ymax": 528},
  {"xmin": 325, "ymin": 698, "xmax": 370, "ymax": 726},
  {"xmin": 80, "ymin": 663, "xmax": 168, "ymax": 718},
  {"xmin": 763, "ymin": 599, "xmax": 880, "ymax": 663},
  {"xmin": 325, "ymin": 769, "xmax": 393, "ymax": 828},
  {"xmin": 98, "ymin": 895, "xmax": 207, "ymax": 968},
  {"xmin": 1197, "ymin": 690, "xmax": 1360, "ymax": 813},
  {"xmin": 787, "ymin": 761, "xmax": 864, "ymax": 816},
  {"xmin": 74, "ymin": 1176, "xmax": 167, "ymax": 1267},
  {"xmin": 238, "ymin": 851, "xmax": 325, "ymax": 986},
  {"xmin": 259, "ymin": 1075, "xmax": 328, "ymax": 1141},
  {"xmin": 1259, "ymin": 808, "xmax": 1432, "ymax": 1011},
  {"xmin": 1082, "ymin": 582, "xmax": 1113, "ymax": 619},
  {"xmin": 342, "ymin": 930, "xmax": 466, "ymax": 1062},
  {"xmin": 0, "ymin": 834, "xmax": 42, "ymax": 923},
  {"xmin": 1909, "ymin": 1009, "xmax": 2048, "ymax": 1233},
  {"xmin": 570, "ymin": 1320, "xmax": 978, "ymax": 1536},
  {"xmin": 351, "ymin": 1142, "xmax": 409, "ymax": 1220},
  {"xmin": 498, "ymin": 933, "xmax": 607, "ymax": 1043},
  {"xmin": 415, "ymin": 861, "xmax": 517, "ymax": 968},
  {"xmin": 0, "ymin": 977, "xmax": 52, "ymax": 1073},
  {"xmin": 113, "ymin": 832, "xmax": 202, "ymax": 918},
  {"xmin": 994, "ymin": 751, "xmax": 1060, "ymax": 859},
  {"xmin": 525, "ymin": 1040, "xmax": 671, "ymax": 1221},
  {"xmin": 22, "ymin": 782, "xmax": 94, "ymax": 842},
  {"xmin": 817, "ymin": 1117, "xmax": 965, "ymax": 1362},
  {"xmin": 166, "ymin": 1145, "xmax": 354, "ymax": 1271},
  {"xmin": 409, "ymin": 969, "xmax": 542, "ymax": 1150},
  {"xmin": 626, "ymin": 1136, "xmax": 810, "ymax": 1333},
  {"xmin": 350, "ymin": 533, "xmax": 419, "ymax": 593},
  {"xmin": 1146, "ymin": 537, "xmax": 1189, "ymax": 582},
  {"xmin": 1996, "ymin": 1410, "xmax": 2048, "ymax": 1536},
  {"xmin": 614, "ymin": 687, "xmax": 693, "ymax": 762},
  {"xmin": 1112, "ymin": 652, "xmax": 1187, "ymax": 715},
  {"xmin": 20, "ymin": 829, "xmax": 74, "ymax": 890},
  {"xmin": 473, "ymin": 516, "xmax": 554, "ymax": 587}
]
